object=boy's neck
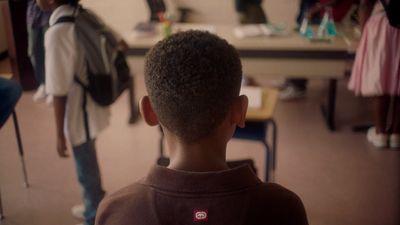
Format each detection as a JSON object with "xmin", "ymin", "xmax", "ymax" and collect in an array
[{"xmin": 165, "ymin": 131, "xmax": 230, "ymax": 172}]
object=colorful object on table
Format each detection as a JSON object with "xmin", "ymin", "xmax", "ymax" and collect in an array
[
  {"xmin": 300, "ymin": 18, "xmax": 314, "ymax": 38},
  {"xmin": 318, "ymin": 7, "xmax": 337, "ymax": 38},
  {"xmin": 158, "ymin": 12, "xmax": 172, "ymax": 38}
]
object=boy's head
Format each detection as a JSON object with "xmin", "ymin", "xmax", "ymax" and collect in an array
[
  {"xmin": 142, "ymin": 30, "xmax": 245, "ymax": 143},
  {"xmin": 36, "ymin": 0, "xmax": 79, "ymax": 11}
]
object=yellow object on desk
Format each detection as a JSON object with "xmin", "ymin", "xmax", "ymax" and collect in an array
[
  {"xmin": 0, "ymin": 73, "xmax": 13, "ymax": 80},
  {"xmin": 0, "ymin": 58, "xmax": 12, "ymax": 79},
  {"xmin": 245, "ymin": 87, "xmax": 279, "ymax": 121}
]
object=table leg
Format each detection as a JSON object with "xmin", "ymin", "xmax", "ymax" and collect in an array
[
  {"xmin": 321, "ymin": 79, "xmax": 337, "ymax": 131},
  {"xmin": 0, "ymin": 189, "xmax": 3, "ymax": 220},
  {"xmin": 157, "ymin": 126, "xmax": 170, "ymax": 166},
  {"xmin": 262, "ymin": 140, "xmax": 270, "ymax": 182},
  {"xmin": 128, "ymin": 76, "xmax": 139, "ymax": 124},
  {"xmin": 268, "ymin": 119, "xmax": 277, "ymax": 171}
]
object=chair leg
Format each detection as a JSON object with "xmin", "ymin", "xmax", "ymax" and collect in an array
[
  {"xmin": 262, "ymin": 140, "xmax": 271, "ymax": 182},
  {"xmin": 263, "ymin": 119, "xmax": 277, "ymax": 182},
  {"xmin": 157, "ymin": 126, "xmax": 170, "ymax": 166},
  {"xmin": 12, "ymin": 111, "xmax": 29, "ymax": 188},
  {"xmin": 268, "ymin": 119, "xmax": 277, "ymax": 171},
  {"xmin": 128, "ymin": 76, "xmax": 139, "ymax": 124},
  {"xmin": 0, "ymin": 189, "xmax": 3, "ymax": 220}
]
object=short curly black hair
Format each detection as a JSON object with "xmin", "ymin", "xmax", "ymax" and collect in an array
[{"xmin": 145, "ymin": 30, "xmax": 242, "ymax": 143}]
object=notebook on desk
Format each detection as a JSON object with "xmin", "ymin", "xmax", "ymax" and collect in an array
[
  {"xmin": 173, "ymin": 23, "xmax": 216, "ymax": 33},
  {"xmin": 132, "ymin": 21, "xmax": 158, "ymax": 38},
  {"xmin": 240, "ymin": 86, "xmax": 263, "ymax": 110}
]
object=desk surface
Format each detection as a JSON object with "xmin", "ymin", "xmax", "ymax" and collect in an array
[
  {"xmin": 245, "ymin": 87, "xmax": 279, "ymax": 121},
  {"xmin": 124, "ymin": 23, "xmax": 358, "ymax": 78},
  {"xmin": 124, "ymin": 23, "xmax": 356, "ymax": 58}
]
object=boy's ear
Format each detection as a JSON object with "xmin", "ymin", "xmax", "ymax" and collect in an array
[
  {"xmin": 230, "ymin": 95, "xmax": 248, "ymax": 128},
  {"xmin": 139, "ymin": 96, "xmax": 159, "ymax": 126}
]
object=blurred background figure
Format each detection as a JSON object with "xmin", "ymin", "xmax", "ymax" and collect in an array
[
  {"xmin": 280, "ymin": 0, "xmax": 359, "ymax": 101},
  {"xmin": 26, "ymin": 0, "xmax": 51, "ymax": 103},
  {"xmin": 348, "ymin": 0, "xmax": 400, "ymax": 149},
  {"xmin": 235, "ymin": 0, "xmax": 268, "ymax": 24},
  {"xmin": 146, "ymin": 0, "xmax": 166, "ymax": 21}
]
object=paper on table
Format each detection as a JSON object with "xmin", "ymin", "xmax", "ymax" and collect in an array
[
  {"xmin": 132, "ymin": 21, "xmax": 158, "ymax": 38},
  {"xmin": 234, "ymin": 24, "xmax": 288, "ymax": 39},
  {"xmin": 240, "ymin": 86, "xmax": 262, "ymax": 109},
  {"xmin": 173, "ymin": 23, "xmax": 216, "ymax": 33}
]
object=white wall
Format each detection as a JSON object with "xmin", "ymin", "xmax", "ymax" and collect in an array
[
  {"xmin": 81, "ymin": 0, "xmax": 300, "ymax": 33},
  {"xmin": 0, "ymin": 0, "xmax": 300, "ymax": 55}
]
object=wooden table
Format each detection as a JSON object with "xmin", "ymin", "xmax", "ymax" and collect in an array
[{"xmin": 122, "ymin": 23, "xmax": 357, "ymax": 131}]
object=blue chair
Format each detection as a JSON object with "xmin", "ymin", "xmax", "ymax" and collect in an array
[
  {"xmin": 233, "ymin": 87, "xmax": 279, "ymax": 182},
  {"xmin": 156, "ymin": 87, "xmax": 279, "ymax": 183},
  {"xmin": 0, "ymin": 74, "xmax": 28, "ymax": 220}
]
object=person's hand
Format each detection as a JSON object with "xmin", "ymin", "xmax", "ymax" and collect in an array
[{"xmin": 57, "ymin": 135, "xmax": 69, "ymax": 158}]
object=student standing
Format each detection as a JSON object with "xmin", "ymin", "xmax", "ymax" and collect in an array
[
  {"xmin": 36, "ymin": 0, "xmax": 110, "ymax": 224},
  {"xmin": 95, "ymin": 31, "xmax": 308, "ymax": 225},
  {"xmin": 281, "ymin": 0, "xmax": 357, "ymax": 100},
  {"xmin": 234, "ymin": 0, "xmax": 268, "ymax": 24},
  {"xmin": 348, "ymin": 0, "xmax": 400, "ymax": 148},
  {"xmin": 27, "ymin": 0, "xmax": 51, "ymax": 103}
]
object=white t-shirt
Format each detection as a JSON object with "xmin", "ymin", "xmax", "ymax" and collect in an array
[{"xmin": 45, "ymin": 5, "xmax": 110, "ymax": 147}]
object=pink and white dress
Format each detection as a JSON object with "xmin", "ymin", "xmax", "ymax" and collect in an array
[{"xmin": 348, "ymin": 8, "xmax": 400, "ymax": 97}]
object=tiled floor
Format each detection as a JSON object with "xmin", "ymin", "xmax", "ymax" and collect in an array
[{"xmin": 1, "ymin": 56, "xmax": 399, "ymax": 225}]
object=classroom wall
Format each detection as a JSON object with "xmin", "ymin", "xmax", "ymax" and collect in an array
[
  {"xmin": 0, "ymin": 0, "xmax": 303, "ymax": 55},
  {"xmin": 81, "ymin": 0, "xmax": 300, "ymax": 33}
]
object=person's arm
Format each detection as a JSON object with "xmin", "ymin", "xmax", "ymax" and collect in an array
[
  {"xmin": 44, "ymin": 27, "xmax": 77, "ymax": 157},
  {"xmin": 53, "ymin": 96, "xmax": 69, "ymax": 157},
  {"xmin": 359, "ymin": 0, "xmax": 377, "ymax": 31}
]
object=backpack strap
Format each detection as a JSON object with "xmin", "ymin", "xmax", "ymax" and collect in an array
[
  {"xmin": 55, "ymin": 16, "xmax": 76, "ymax": 25},
  {"xmin": 54, "ymin": 5, "xmax": 83, "ymax": 25},
  {"xmin": 82, "ymin": 87, "xmax": 91, "ymax": 142},
  {"xmin": 73, "ymin": 76, "xmax": 91, "ymax": 142},
  {"xmin": 75, "ymin": 77, "xmax": 91, "ymax": 142},
  {"xmin": 54, "ymin": 9, "xmax": 91, "ymax": 142}
]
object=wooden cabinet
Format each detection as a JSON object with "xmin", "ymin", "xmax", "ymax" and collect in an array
[{"xmin": 1, "ymin": 0, "xmax": 36, "ymax": 90}]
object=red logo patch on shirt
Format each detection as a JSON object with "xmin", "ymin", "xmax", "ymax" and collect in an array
[{"xmin": 193, "ymin": 209, "xmax": 208, "ymax": 222}]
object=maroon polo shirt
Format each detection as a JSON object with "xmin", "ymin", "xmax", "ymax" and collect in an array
[{"xmin": 96, "ymin": 165, "xmax": 308, "ymax": 225}]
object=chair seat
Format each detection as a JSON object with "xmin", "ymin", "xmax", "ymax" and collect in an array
[
  {"xmin": 233, "ymin": 122, "xmax": 267, "ymax": 142},
  {"xmin": 231, "ymin": 87, "xmax": 279, "ymax": 182}
]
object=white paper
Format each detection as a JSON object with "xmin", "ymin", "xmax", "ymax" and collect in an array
[{"xmin": 240, "ymin": 86, "xmax": 263, "ymax": 109}]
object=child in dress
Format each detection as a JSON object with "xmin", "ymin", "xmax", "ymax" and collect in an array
[{"xmin": 348, "ymin": 0, "xmax": 400, "ymax": 148}]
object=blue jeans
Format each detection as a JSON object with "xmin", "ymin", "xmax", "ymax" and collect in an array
[
  {"xmin": 0, "ymin": 78, "xmax": 22, "ymax": 128},
  {"xmin": 72, "ymin": 140, "xmax": 105, "ymax": 225},
  {"xmin": 27, "ymin": 25, "xmax": 47, "ymax": 85}
]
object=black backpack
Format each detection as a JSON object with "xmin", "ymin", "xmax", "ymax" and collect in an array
[
  {"xmin": 55, "ymin": 6, "xmax": 131, "ymax": 106},
  {"xmin": 380, "ymin": 0, "xmax": 400, "ymax": 28}
]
